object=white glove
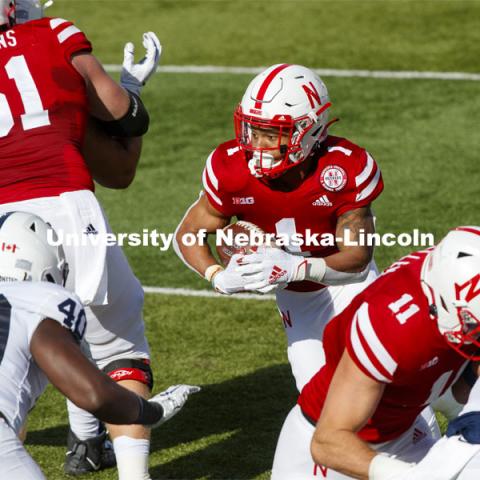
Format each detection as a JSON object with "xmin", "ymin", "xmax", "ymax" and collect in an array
[
  {"xmin": 369, "ymin": 454, "xmax": 414, "ymax": 480},
  {"xmin": 120, "ymin": 31, "xmax": 162, "ymax": 96},
  {"xmin": 148, "ymin": 384, "xmax": 200, "ymax": 428},
  {"xmin": 385, "ymin": 436, "xmax": 480, "ymax": 480},
  {"xmin": 212, "ymin": 253, "xmax": 259, "ymax": 295},
  {"xmin": 15, "ymin": 0, "xmax": 53, "ymax": 23},
  {"xmin": 236, "ymin": 246, "xmax": 306, "ymax": 291},
  {"xmin": 254, "ymin": 283, "xmax": 280, "ymax": 294}
]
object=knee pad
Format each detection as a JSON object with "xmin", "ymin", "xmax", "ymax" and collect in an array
[{"xmin": 102, "ymin": 358, "xmax": 153, "ymax": 390}]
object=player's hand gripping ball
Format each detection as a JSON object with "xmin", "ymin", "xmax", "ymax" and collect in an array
[{"xmin": 215, "ymin": 221, "xmax": 266, "ymax": 267}]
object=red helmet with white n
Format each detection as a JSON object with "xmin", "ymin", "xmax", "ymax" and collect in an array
[
  {"xmin": 0, "ymin": 0, "xmax": 15, "ymax": 28},
  {"xmin": 0, "ymin": 211, "xmax": 68, "ymax": 285},
  {"xmin": 421, "ymin": 227, "xmax": 480, "ymax": 360},
  {"xmin": 234, "ymin": 64, "xmax": 331, "ymax": 178}
]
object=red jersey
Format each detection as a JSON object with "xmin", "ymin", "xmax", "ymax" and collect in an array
[
  {"xmin": 202, "ymin": 135, "xmax": 383, "ymax": 291},
  {"xmin": 298, "ymin": 250, "xmax": 472, "ymax": 443},
  {"xmin": 0, "ymin": 17, "xmax": 94, "ymax": 203}
]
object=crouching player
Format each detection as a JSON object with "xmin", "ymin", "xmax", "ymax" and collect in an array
[
  {"xmin": 271, "ymin": 226, "xmax": 480, "ymax": 479},
  {"xmin": 0, "ymin": 212, "xmax": 200, "ymax": 479}
]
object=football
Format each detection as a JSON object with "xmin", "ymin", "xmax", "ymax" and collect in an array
[{"xmin": 215, "ymin": 221, "xmax": 267, "ymax": 267}]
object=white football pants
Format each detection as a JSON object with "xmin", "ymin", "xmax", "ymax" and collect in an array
[
  {"xmin": 271, "ymin": 405, "xmax": 436, "ymax": 480},
  {"xmin": 0, "ymin": 192, "xmax": 150, "ymax": 441},
  {"xmin": 0, "ymin": 418, "xmax": 46, "ymax": 479},
  {"xmin": 275, "ymin": 263, "xmax": 378, "ymax": 392}
]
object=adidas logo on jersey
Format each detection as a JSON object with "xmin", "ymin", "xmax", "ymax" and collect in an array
[
  {"xmin": 84, "ymin": 224, "xmax": 98, "ymax": 235},
  {"xmin": 269, "ymin": 265, "xmax": 287, "ymax": 284},
  {"xmin": 312, "ymin": 195, "xmax": 332, "ymax": 207},
  {"xmin": 412, "ymin": 427, "xmax": 427, "ymax": 444}
]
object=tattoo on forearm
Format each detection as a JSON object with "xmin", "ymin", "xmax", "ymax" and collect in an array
[{"xmin": 337, "ymin": 207, "xmax": 374, "ymax": 245}]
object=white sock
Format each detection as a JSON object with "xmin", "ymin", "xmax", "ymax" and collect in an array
[
  {"xmin": 113, "ymin": 436, "xmax": 151, "ymax": 480},
  {"xmin": 66, "ymin": 399, "xmax": 101, "ymax": 441}
]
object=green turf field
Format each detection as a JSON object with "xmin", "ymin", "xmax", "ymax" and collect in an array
[{"xmin": 25, "ymin": 1, "xmax": 480, "ymax": 479}]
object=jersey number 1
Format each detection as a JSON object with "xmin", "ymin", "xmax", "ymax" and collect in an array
[{"xmin": 0, "ymin": 55, "xmax": 50, "ymax": 137}]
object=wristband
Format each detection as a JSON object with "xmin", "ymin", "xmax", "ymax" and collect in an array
[
  {"xmin": 301, "ymin": 257, "xmax": 327, "ymax": 283},
  {"xmin": 205, "ymin": 264, "xmax": 223, "ymax": 282},
  {"xmin": 302, "ymin": 258, "xmax": 370, "ymax": 286},
  {"xmin": 99, "ymin": 92, "xmax": 149, "ymax": 137},
  {"xmin": 369, "ymin": 454, "xmax": 413, "ymax": 480},
  {"xmin": 133, "ymin": 396, "xmax": 164, "ymax": 426}
]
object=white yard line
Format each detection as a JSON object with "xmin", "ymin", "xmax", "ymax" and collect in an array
[
  {"xmin": 104, "ymin": 65, "xmax": 480, "ymax": 81},
  {"xmin": 143, "ymin": 286, "xmax": 275, "ymax": 301}
]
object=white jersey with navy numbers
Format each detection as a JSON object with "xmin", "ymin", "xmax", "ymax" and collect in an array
[{"xmin": 0, "ymin": 281, "xmax": 86, "ymax": 434}]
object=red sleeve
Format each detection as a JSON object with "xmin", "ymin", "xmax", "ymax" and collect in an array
[
  {"xmin": 336, "ymin": 149, "xmax": 384, "ymax": 216},
  {"xmin": 202, "ymin": 147, "xmax": 237, "ymax": 217},
  {"xmin": 47, "ymin": 17, "xmax": 92, "ymax": 62},
  {"xmin": 345, "ymin": 301, "xmax": 399, "ymax": 384}
]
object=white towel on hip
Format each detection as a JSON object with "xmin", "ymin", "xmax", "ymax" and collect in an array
[{"xmin": 59, "ymin": 190, "xmax": 108, "ymax": 306}]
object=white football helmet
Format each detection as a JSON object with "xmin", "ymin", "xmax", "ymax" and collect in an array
[
  {"xmin": 0, "ymin": 211, "xmax": 68, "ymax": 285},
  {"xmin": 0, "ymin": 0, "xmax": 15, "ymax": 27},
  {"xmin": 421, "ymin": 227, "xmax": 480, "ymax": 360},
  {"xmin": 234, "ymin": 64, "xmax": 331, "ymax": 178},
  {"xmin": 15, "ymin": 0, "xmax": 52, "ymax": 24}
]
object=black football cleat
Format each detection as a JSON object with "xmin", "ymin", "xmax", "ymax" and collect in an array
[{"xmin": 64, "ymin": 427, "xmax": 116, "ymax": 475}]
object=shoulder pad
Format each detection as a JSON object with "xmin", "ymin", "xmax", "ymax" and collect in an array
[
  {"xmin": 47, "ymin": 17, "xmax": 92, "ymax": 59},
  {"xmin": 206, "ymin": 141, "xmax": 249, "ymax": 193},
  {"xmin": 323, "ymin": 136, "xmax": 366, "ymax": 165},
  {"xmin": 346, "ymin": 300, "xmax": 399, "ymax": 383},
  {"xmin": 2, "ymin": 282, "xmax": 86, "ymax": 342}
]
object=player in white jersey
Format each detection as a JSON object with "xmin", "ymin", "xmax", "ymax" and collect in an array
[{"xmin": 0, "ymin": 211, "xmax": 200, "ymax": 479}]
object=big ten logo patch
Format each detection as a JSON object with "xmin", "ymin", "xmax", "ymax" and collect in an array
[
  {"xmin": 232, "ymin": 196, "xmax": 255, "ymax": 205},
  {"xmin": 280, "ymin": 310, "xmax": 292, "ymax": 328}
]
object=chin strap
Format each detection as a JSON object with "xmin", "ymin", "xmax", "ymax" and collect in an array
[{"xmin": 248, "ymin": 152, "xmax": 282, "ymax": 178}]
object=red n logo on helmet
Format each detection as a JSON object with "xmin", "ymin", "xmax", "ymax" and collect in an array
[
  {"xmin": 455, "ymin": 274, "xmax": 480, "ymax": 302},
  {"xmin": 302, "ymin": 82, "xmax": 321, "ymax": 108}
]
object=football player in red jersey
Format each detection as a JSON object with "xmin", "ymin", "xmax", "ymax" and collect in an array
[
  {"xmin": 0, "ymin": 2, "xmax": 165, "ymax": 478},
  {"xmin": 270, "ymin": 227, "xmax": 480, "ymax": 480},
  {"xmin": 175, "ymin": 64, "xmax": 386, "ymax": 391}
]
